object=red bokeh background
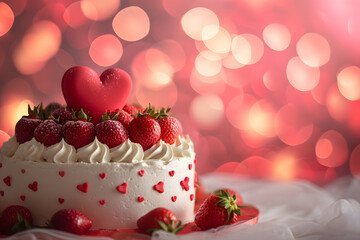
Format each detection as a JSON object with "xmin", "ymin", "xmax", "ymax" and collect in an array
[{"xmin": 0, "ymin": 0, "xmax": 360, "ymax": 184}]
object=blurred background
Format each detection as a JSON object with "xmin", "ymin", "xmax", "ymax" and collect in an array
[{"xmin": 0, "ymin": 0, "xmax": 359, "ymax": 184}]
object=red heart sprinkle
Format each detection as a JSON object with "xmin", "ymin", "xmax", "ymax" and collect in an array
[
  {"xmin": 0, "ymin": 190, "xmax": 4, "ymax": 196},
  {"xmin": 138, "ymin": 170, "xmax": 145, "ymax": 176},
  {"xmin": 171, "ymin": 196, "xmax": 177, "ymax": 202},
  {"xmin": 62, "ymin": 66, "xmax": 132, "ymax": 123},
  {"xmin": 169, "ymin": 171, "xmax": 175, "ymax": 177},
  {"xmin": 0, "ymin": 163, "xmax": 2, "ymax": 168},
  {"xmin": 194, "ymin": 159, "xmax": 197, "ymax": 164},
  {"xmin": 20, "ymin": 195, "xmax": 26, "ymax": 201},
  {"xmin": 77, "ymin": 182, "xmax": 89, "ymax": 193},
  {"xmin": 180, "ymin": 177, "xmax": 190, "ymax": 191},
  {"xmin": 3, "ymin": 176, "xmax": 10, "ymax": 186},
  {"xmin": 190, "ymin": 194, "xmax": 194, "ymax": 201},
  {"xmin": 99, "ymin": 173, "xmax": 106, "ymax": 179},
  {"xmin": 21, "ymin": 169, "xmax": 26, "ymax": 174},
  {"xmin": 153, "ymin": 181, "xmax": 164, "ymax": 193},
  {"xmin": 99, "ymin": 200, "xmax": 106, "ymax": 205},
  {"xmin": 28, "ymin": 181, "xmax": 38, "ymax": 192},
  {"xmin": 188, "ymin": 164, "xmax": 192, "ymax": 170},
  {"xmin": 58, "ymin": 198, "xmax": 64, "ymax": 204},
  {"xmin": 59, "ymin": 171, "xmax": 65, "ymax": 177},
  {"xmin": 116, "ymin": 182, "xmax": 128, "ymax": 194},
  {"xmin": 138, "ymin": 196, "xmax": 144, "ymax": 202}
]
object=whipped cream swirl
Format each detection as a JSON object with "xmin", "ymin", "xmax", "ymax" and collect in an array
[
  {"xmin": 0, "ymin": 136, "xmax": 19, "ymax": 157},
  {"xmin": 110, "ymin": 139, "xmax": 144, "ymax": 163},
  {"xmin": 144, "ymin": 140, "xmax": 174, "ymax": 162},
  {"xmin": 13, "ymin": 138, "xmax": 45, "ymax": 162},
  {"xmin": 44, "ymin": 139, "xmax": 77, "ymax": 163},
  {"xmin": 77, "ymin": 137, "xmax": 111, "ymax": 163},
  {"xmin": 172, "ymin": 135, "xmax": 195, "ymax": 158}
]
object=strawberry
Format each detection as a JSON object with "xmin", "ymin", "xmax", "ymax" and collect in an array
[
  {"xmin": 213, "ymin": 188, "xmax": 243, "ymax": 205},
  {"xmin": 195, "ymin": 190, "xmax": 243, "ymax": 230},
  {"xmin": 44, "ymin": 102, "xmax": 62, "ymax": 118},
  {"xmin": 15, "ymin": 104, "xmax": 43, "ymax": 144},
  {"xmin": 128, "ymin": 106, "xmax": 161, "ymax": 151},
  {"xmin": 50, "ymin": 209, "xmax": 92, "ymax": 234},
  {"xmin": 63, "ymin": 109, "xmax": 95, "ymax": 149},
  {"xmin": 123, "ymin": 104, "xmax": 144, "ymax": 116},
  {"xmin": 137, "ymin": 208, "xmax": 185, "ymax": 235},
  {"xmin": 157, "ymin": 108, "xmax": 181, "ymax": 144},
  {"xmin": 34, "ymin": 119, "xmax": 62, "ymax": 147},
  {"xmin": 109, "ymin": 109, "xmax": 133, "ymax": 129},
  {"xmin": 95, "ymin": 112, "xmax": 129, "ymax": 148},
  {"xmin": 51, "ymin": 107, "xmax": 72, "ymax": 125},
  {"xmin": 0, "ymin": 205, "xmax": 32, "ymax": 235}
]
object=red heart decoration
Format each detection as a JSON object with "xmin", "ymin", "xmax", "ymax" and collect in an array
[
  {"xmin": 99, "ymin": 200, "xmax": 106, "ymax": 205},
  {"xmin": 20, "ymin": 195, "xmax": 26, "ymax": 201},
  {"xmin": 138, "ymin": 170, "xmax": 145, "ymax": 176},
  {"xmin": 169, "ymin": 170, "xmax": 175, "ymax": 177},
  {"xmin": 180, "ymin": 177, "xmax": 190, "ymax": 191},
  {"xmin": 3, "ymin": 176, "xmax": 10, "ymax": 186},
  {"xmin": 171, "ymin": 196, "xmax": 177, "ymax": 202},
  {"xmin": 137, "ymin": 196, "xmax": 144, "ymax": 202},
  {"xmin": 28, "ymin": 181, "xmax": 38, "ymax": 192},
  {"xmin": 77, "ymin": 182, "xmax": 89, "ymax": 193},
  {"xmin": 58, "ymin": 171, "xmax": 65, "ymax": 177},
  {"xmin": 116, "ymin": 182, "xmax": 128, "ymax": 194},
  {"xmin": 62, "ymin": 66, "xmax": 132, "ymax": 123},
  {"xmin": 58, "ymin": 198, "xmax": 64, "ymax": 204},
  {"xmin": 99, "ymin": 173, "xmax": 106, "ymax": 179},
  {"xmin": 153, "ymin": 181, "xmax": 164, "ymax": 193}
]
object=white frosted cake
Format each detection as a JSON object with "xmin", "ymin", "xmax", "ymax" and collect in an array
[{"xmin": 0, "ymin": 135, "xmax": 196, "ymax": 229}]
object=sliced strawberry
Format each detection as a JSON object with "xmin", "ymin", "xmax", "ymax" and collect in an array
[
  {"xmin": 0, "ymin": 205, "xmax": 32, "ymax": 235},
  {"xmin": 95, "ymin": 112, "xmax": 129, "ymax": 148},
  {"xmin": 15, "ymin": 104, "xmax": 43, "ymax": 144},
  {"xmin": 34, "ymin": 120, "xmax": 62, "ymax": 147},
  {"xmin": 137, "ymin": 208, "xmax": 185, "ymax": 235},
  {"xmin": 63, "ymin": 109, "xmax": 95, "ymax": 149},
  {"xmin": 50, "ymin": 209, "xmax": 92, "ymax": 234},
  {"xmin": 195, "ymin": 190, "xmax": 243, "ymax": 230}
]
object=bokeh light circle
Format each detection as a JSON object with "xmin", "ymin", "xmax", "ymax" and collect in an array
[
  {"xmin": 296, "ymin": 33, "xmax": 331, "ymax": 67},
  {"xmin": 337, "ymin": 65, "xmax": 360, "ymax": 101},
  {"xmin": 249, "ymin": 99, "xmax": 276, "ymax": 137},
  {"xmin": 263, "ymin": 23, "xmax": 291, "ymax": 51},
  {"xmin": 63, "ymin": 2, "xmax": 88, "ymax": 28},
  {"xmin": 190, "ymin": 94, "xmax": 224, "ymax": 129},
  {"xmin": 181, "ymin": 7, "xmax": 219, "ymax": 41},
  {"xmin": 232, "ymin": 34, "xmax": 264, "ymax": 65},
  {"xmin": 89, "ymin": 34, "xmax": 123, "ymax": 66},
  {"xmin": 0, "ymin": 2, "xmax": 14, "ymax": 37},
  {"xmin": 226, "ymin": 94, "xmax": 255, "ymax": 130},
  {"xmin": 81, "ymin": 0, "xmax": 120, "ymax": 21},
  {"xmin": 203, "ymin": 27, "xmax": 231, "ymax": 54},
  {"xmin": 195, "ymin": 51, "xmax": 222, "ymax": 77},
  {"xmin": 275, "ymin": 104, "xmax": 314, "ymax": 146},
  {"xmin": 286, "ymin": 57, "xmax": 320, "ymax": 91},
  {"xmin": 112, "ymin": 6, "xmax": 150, "ymax": 42},
  {"xmin": 315, "ymin": 130, "xmax": 348, "ymax": 168},
  {"xmin": 350, "ymin": 144, "xmax": 360, "ymax": 178},
  {"xmin": 326, "ymin": 84, "xmax": 349, "ymax": 122}
]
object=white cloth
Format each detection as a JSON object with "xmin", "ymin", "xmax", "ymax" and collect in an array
[{"xmin": 4, "ymin": 174, "xmax": 360, "ymax": 240}]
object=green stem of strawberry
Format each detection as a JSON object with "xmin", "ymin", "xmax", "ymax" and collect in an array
[{"xmin": 215, "ymin": 190, "xmax": 243, "ymax": 222}]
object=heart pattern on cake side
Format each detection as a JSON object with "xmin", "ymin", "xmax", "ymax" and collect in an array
[
  {"xmin": 77, "ymin": 182, "xmax": 89, "ymax": 193},
  {"xmin": 153, "ymin": 181, "xmax": 164, "ymax": 193},
  {"xmin": 62, "ymin": 66, "xmax": 132, "ymax": 123},
  {"xmin": 28, "ymin": 181, "xmax": 38, "ymax": 192},
  {"xmin": 180, "ymin": 177, "xmax": 190, "ymax": 191},
  {"xmin": 116, "ymin": 182, "xmax": 128, "ymax": 194}
]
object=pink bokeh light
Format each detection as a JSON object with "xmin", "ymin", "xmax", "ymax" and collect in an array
[{"xmin": 0, "ymin": 0, "xmax": 360, "ymax": 184}]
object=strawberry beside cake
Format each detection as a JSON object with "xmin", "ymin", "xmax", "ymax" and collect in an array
[{"xmin": 0, "ymin": 67, "xmax": 196, "ymax": 230}]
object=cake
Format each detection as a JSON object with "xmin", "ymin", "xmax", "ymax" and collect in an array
[{"xmin": 0, "ymin": 67, "xmax": 196, "ymax": 230}]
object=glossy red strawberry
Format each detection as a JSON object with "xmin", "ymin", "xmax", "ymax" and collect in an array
[
  {"xmin": 157, "ymin": 108, "xmax": 181, "ymax": 144},
  {"xmin": 123, "ymin": 104, "xmax": 144, "ymax": 116},
  {"xmin": 50, "ymin": 209, "xmax": 92, "ymax": 234},
  {"xmin": 109, "ymin": 109, "xmax": 133, "ymax": 129},
  {"xmin": 0, "ymin": 205, "xmax": 32, "ymax": 235},
  {"xmin": 63, "ymin": 109, "xmax": 95, "ymax": 149},
  {"xmin": 195, "ymin": 190, "xmax": 243, "ymax": 230},
  {"xmin": 137, "ymin": 208, "xmax": 185, "ymax": 235},
  {"xmin": 15, "ymin": 104, "xmax": 43, "ymax": 144},
  {"xmin": 213, "ymin": 188, "xmax": 243, "ymax": 205},
  {"xmin": 51, "ymin": 107, "xmax": 72, "ymax": 125},
  {"xmin": 128, "ymin": 106, "xmax": 161, "ymax": 151},
  {"xmin": 95, "ymin": 112, "xmax": 129, "ymax": 148},
  {"xmin": 34, "ymin": 120, "xmax": 62, "ymax": 147}
]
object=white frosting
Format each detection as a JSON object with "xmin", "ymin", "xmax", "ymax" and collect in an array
[
  {"xmin": 144, "ymin": 140, "xmax": 174, "ymax": 162},
  {"xmin": 110, "ymin": 139, "xmax": 144, "ymax": 163},
  {"xmin": 13, "ymin": 138, "xmax": 45, "ymax": 162},
  {"xmin": 43, "ymin": 139, "xmax": 77, "ymax": 163},
  {"xmin": 0, "ymin": 136, "xmax": 19, "ymax": 157},
  {"xmin": 172, "ymin": 135, "xmax": 195, "ymax": 158},
  {"xmin": 76, "ymin": 137, "xmax": 111, "ymax": 163}
]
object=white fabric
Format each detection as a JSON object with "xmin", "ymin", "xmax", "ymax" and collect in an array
[{"xmin": 3, "ymin": 173, "xmax": 360, "ymax": 240}]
